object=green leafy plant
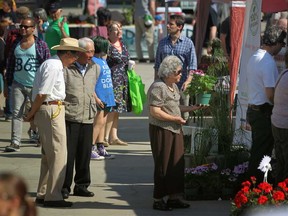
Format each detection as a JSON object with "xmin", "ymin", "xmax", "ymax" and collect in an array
[{"xmin": 185, "ymin": 70, "xmax": 217, "ymax": 96}]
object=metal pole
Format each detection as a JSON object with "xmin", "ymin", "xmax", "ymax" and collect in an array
[
  {"xmin": 95, "ymin": 0, "xmax": 98, "ymax": 25},
  {"xmin": 164, "ymin": 0, "xmax": 169, "ymax": 36}
]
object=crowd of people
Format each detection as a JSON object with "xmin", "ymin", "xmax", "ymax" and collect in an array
[
  {"xmin": 0, "ymin": 0, "xmax": 288, "ymax": 213},
  {"xmin": 0, "ymin": 0, "xmax": 132, "ymax": 210}
]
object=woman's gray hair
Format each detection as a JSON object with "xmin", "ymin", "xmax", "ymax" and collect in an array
[
  {"xmin": 78, "ymin": 37, "xmax": 94, "ymax": 49},
  {"xmin": 158, "ymin": 55, "xmax": 182, "ymax": 78}
]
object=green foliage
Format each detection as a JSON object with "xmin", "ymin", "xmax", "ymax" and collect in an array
[
  {"xmin": 185, "ymin": 70, "xmax": 217, "ymax": 96},
  {"xmin": 122, "ymin": 1, "xmax": 134, "ymax": 25},
  {"xmin": 209, "ymin": 38, "xmax": 225, "ymax": 57},
  {"xmin": 192, "ymin": 128, "xmax": 215, "ymax": 166},
  {"xmin": 207, "ymin": 59, "xmax": 229, "ymax": 77},
  {"xmin": 207, "ymin": 39, "xmax": 234, "ymax": 156}
]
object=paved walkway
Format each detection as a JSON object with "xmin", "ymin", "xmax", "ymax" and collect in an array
[{"xmin": 0, "ymin": 63, "xmax": 231, "ymax": 216}]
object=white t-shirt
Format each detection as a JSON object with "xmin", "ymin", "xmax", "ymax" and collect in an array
[
  {"xmin": 247, "ymin": 49, "xmax": 278, "ymax": 105},
  {"xmin": 32, "ymin": 55, "xmax": 66, "ymax": 102}
]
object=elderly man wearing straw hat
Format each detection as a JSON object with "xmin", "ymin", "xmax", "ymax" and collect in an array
[{"xmin": 25, "ymin": 37, "xmax": 86, "ymax": 208}]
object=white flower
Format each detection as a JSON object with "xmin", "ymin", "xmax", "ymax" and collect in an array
[
  {"xmin": 258, "ymin": 155, "xmax": 272, "ymax": 182},
  {"xmin": 258, "ymin": 155, "xmax": 272, "ymax": 173}
]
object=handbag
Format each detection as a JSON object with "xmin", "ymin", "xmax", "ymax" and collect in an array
[{"xmin": 127, "ymin": 69, "xmax": 146, "ymax": 115}]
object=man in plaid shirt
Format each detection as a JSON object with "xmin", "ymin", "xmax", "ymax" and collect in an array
[{"xmin": 154, "ymin": 14, "xmax": 197, "ymax": 119}]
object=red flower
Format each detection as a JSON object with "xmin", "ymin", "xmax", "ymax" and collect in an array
[
  {"xmin": 242, "ymin": 186, "xmax": 250, "ymax": 193},
  {"xmin": 234, "ymin": 191, "xmax": 248, "ymax": 208},
  {"xmin": 278, "ymin": 181, "xmax": 288, "ymax": 192},
  {"xmin": 273, "ymin": 191, "xmax": 285, "ymax": 201},
  {"xmin": 252, "ymin": 188, "xmax": 261, "ymax": 194},
  {"xmin": 250, "ymin": 176, "xmax": 256, "ymax": 183},
  {"xmin": 242, "ymin": 181, "xmax": 251, "ymax": 187},
  {"xmin": 258, "ymin": 195, "xmax": 268, "ymax": 205},
  {"xmin": 232, "ymin": 176, "xmax": 288, "ymax": 215},
  {"xmin": 258, "ymin": 182, "xmax": 273, "ymax": 193}
]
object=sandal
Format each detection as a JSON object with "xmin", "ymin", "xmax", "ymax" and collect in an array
[
  {"xmin": 153, "ymin": 199, "xmax": 173, "ymax": 211},
  {"xmin": 110, "ymin": 139, "xmax": 128, "ymax": 146}
]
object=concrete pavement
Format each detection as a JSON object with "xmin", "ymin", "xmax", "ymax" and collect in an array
[{"xmin": 0, "ymin": 63, "xmax": 231, "ymax": 216}]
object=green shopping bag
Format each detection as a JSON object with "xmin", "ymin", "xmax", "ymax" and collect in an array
[{"xmin": 127, "ymin": 69, "xmax": 146, "ymax": 115}]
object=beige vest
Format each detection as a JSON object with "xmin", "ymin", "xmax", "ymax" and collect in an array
[{"xmin": 64, "ymin": 62, "xmax": 100, "ymax": 123}]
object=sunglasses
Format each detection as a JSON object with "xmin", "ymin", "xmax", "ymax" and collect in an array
[
  {"xmin": 174, "ymin": 70, "xmax": 182, "ymax": 76},
  {"xmin": 20, "ymin": 25, "xmax": 34, "ymax": 29}
]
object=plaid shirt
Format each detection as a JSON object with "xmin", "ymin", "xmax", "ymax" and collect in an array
[
  {"xmin": 5, "ymin": 35, "xmax": 51, "ymax": 86},
  {"xmin": 154, "ymin": 35, "xmax": 197, "ymax": 89}
]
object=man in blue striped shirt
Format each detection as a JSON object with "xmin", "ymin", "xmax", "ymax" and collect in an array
[{"xmin": 154, "ymin": 14, "xmax": 197, "ymax": 119}]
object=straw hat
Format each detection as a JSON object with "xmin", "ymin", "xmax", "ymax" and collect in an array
[{"xmin": 51, "ymin": 38, "xmax": 86, "ymax": 52}]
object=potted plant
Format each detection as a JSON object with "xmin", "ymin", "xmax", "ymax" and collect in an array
[
  {"xmin": 231, "ymin": 156, "xmax": 288, "ymax": 215},
  {"xmin": 184, "ymin": 163, "xmax": 221, "ymax": 200},
  {"xmin": 220, "ymin": 161, "xmax": 249, "ymax": 200},
  {"xmin": 185, "ymin": 70, "xmax": 217, "ymax": 105},
  {"xmin": 231, "ymin": 176, "xmax": 288, "ymax": 215}
]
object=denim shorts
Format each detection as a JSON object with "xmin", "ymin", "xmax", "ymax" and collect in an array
[{"xmin": 96, "ymin": 104, "xmax": 113, "ymax": 112}]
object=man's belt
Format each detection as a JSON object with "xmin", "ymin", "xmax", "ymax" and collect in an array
[
  {"xmin": 248, "ymin": 103, "xmax": 273, "ymax": 112},
  {"xmin": 248, "ymin": 104, "xmax": 261, "ymax": 110},
  {"xmin": 42, "ymin": 100, "xmax": 65, "ymax": 105},
  {"xmin": 42, "ymin": 101, "xmax": 65, "ymax": 119}
]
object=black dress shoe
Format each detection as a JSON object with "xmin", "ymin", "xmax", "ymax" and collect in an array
[
  {"xmin": 167, "ymin": 199, "xmax": 190, "ymax": 209},
  {"xmin": 153, "ymin": 200, "xmax": 173, "ymax": 211},
  {"xmin": 43, "ymin": 200, "xmax": 73, "ymax": 208},
  {"xmin": 73, "ymin": 187, "xmax": 94, "ymax": 197},
  {"xmin": 35, "ymin": 198, "xmax": 44, "ymax": 205},
  {"xmin": 62, "ymin": 189, "xmax": 70, "ymax": 199}
]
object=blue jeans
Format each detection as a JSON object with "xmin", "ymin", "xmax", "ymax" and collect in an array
[
  {"xmin": 4, "ymin": 85, "xmax": 12, "ymax": 117},
  {"xmin": 11, "ymin": 81, "xmax": 32, "ymax": 145}
]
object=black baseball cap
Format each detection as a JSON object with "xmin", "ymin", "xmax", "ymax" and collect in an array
[{"xmin": 48, "ymin": 2, "xmax": 61, "ymax": 13}]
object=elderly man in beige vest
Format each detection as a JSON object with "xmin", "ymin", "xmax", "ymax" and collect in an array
[{"xmin": 62, "ymin": 37, "xmax": 100, "ymax": 199}]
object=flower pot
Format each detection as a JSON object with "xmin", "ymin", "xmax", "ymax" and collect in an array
[{"xmin": 196, "ymin": 93, "xmax": 212, "ymax": 105}]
